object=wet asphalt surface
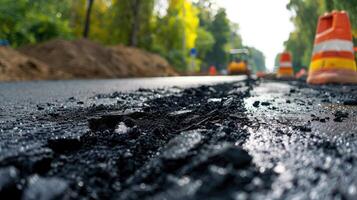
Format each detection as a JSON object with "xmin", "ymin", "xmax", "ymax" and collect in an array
[{"xmin": 0, "ymin": 76, "xmax": 356, "ymax": 199}]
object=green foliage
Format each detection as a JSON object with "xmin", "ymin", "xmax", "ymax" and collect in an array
[
  {"xmin": 224, "ymin": 23, "xmax": 242, "ymax": 53},
  {"xmin": 0, "ymin": 0, "xmax": 267, "ymax": 73},
  {"xmin": 0, "ymin": 0, "xmax": 72, "ymax": 47},
  {"xmin": 247, "ymin": 47, "xmax": 266, "ymax": 73},
  {"xmin": 284, "ymin": 0, "xmax": 323, "ymax": 71},
  {"xmin": 205, "ymin": 8, "xmax": 231, "ymax": 69},
  {"xmin": 109, "ymin": 0, "xmax": 155, "ymax": 47},
  {"xmin": 149, "ymin": 0, "xmax": 200, "ymax": 72},
  {"xmin": 195, "ymin": 28, "xmax": 215, "ymax": 64}
]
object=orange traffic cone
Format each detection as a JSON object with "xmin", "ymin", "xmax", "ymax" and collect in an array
[
  {"xmin": 307, "ymin": 11, "xmax": 357, "ymax": 84},
  {"xmin": 277, "ymin": 52, "xmax": 294, "ymax": 78},
  {"xmin": 296, "ymin": 68, "xmax": 307, "ymax": 79},
  {"xmin": 209, "ymin": 65, "xmax": 217, "ymax": 76},
  {"xmin": 256, "ymin": 71, "xmax": 266, "ymax": 78}
]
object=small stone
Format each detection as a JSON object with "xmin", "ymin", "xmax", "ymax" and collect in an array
[
  {"xmin": 169, "ymin": 110, "xmax": 192, "ymax": 116},
  {"xmin": 253, "ymin": 101, "xmax": 260, "ymax": 107},
  {"xmin": 343, "ymin": 100, "xmax": 357, "ymax": 106},
  {"xmin": 208, "ymin": 98, "xmax": 222, "ymax": 103},
  {"xmin": 36, "ymin": 105, "xmax": 44, "ymax": 110},
  {"xmin": 223, "ymin": 97, "xmax": 234, "ymax": 107},
  {"xmin": 261, "ymin": 102, "xmax": 271, "ymax": 106},
  {"xmin": 115, "ymin": 122, "xmax": 130, "ymax": 134},
  {"xmin": 333, "ymin": 111, "xmax": 349, "ymax": 122}
]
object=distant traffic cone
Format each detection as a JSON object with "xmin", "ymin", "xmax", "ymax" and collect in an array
[
  {"xmin": 256, "ymin": 71, "xmax": 266, "ymax": 78},
  {"xmin": 307, "ymin": 11, "xmax": 357, "ymax": 84},
  {"xmin": 209, "ymin": 65, "xmax": 217, "ymax": 76},
  {"xmin": 295, "ymin": 68, "xmax": 307, "ymax": 79},
  {"xmin": 277, "ymin": 52, "xmax": 294, "ymax": 78}
]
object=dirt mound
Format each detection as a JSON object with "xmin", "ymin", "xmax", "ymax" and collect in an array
[
  {"xmin": 0, "ymin": 47, "xmax": 68, "ymax": 81},
  {"xmin": 110, "ymin": 45, "xmax": 177, "ymax": 77},
  {"xmin": 20, "ymin": 39, "xmax": 177, "ymax": 79}
]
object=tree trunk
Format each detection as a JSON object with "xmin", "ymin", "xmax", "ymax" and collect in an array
[
  {"xmin": 83, "ymin": 0, "xmax": 94, "ymax": 38},
  {"xmin": 129, "ymin": 0, "xmax": 141, "ymax": 46}
]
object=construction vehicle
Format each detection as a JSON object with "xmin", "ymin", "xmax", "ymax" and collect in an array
[{"xmin": 227, "ymin": 48, "xmax": 250, "ymax": 75}]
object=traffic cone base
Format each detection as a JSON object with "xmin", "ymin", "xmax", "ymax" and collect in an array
[
  {"xmin": 209, "ymin": 66, "xmax": 217, "ymax": 76},
  {"xmin": 307, "ymin": 70, "xmax": 357, "ymax": 84},
  {"xmin": 277, "ymin": 67, "xmax": 294, "ymax": 77}
]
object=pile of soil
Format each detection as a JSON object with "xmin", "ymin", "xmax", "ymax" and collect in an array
[
  {"xmin": 111, "ymin": 45, "xmax": 177, "ymax": 77},
  {"xmin": 0, "ymin": 47, "xmax": 68, "ymax": 81},
  {"xmin": 19, "ymin": 39, "xmax": 177, "ymax": 79}
]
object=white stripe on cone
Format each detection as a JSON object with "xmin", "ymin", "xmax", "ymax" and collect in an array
[
  {"xmin": 280, "ymin": 62, "xmax": 292, "ymax": 67},
  {"xmin": 313, "ymin": 39, "xmax": 354, "ymax": 54}
]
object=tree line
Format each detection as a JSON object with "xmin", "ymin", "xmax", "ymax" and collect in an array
[
  {"xmin": 0, "ymin": 0, "xmax": 266, "ymax": 73},
  {"xmin": 282, "ymin": 0, "xmax": 357, "ymax": 72}
]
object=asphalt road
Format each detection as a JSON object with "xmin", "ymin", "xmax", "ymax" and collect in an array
[
  {"xmin": 0, "ymin": 76, "xmax": 356, "ymax": 199},
  {"xmin": 0, "ymin": 76, "xmax": 244, "ymax": 106},
  {"xmin": 0, "ymin": 76, "xmax": 245, "ymax": 121}
]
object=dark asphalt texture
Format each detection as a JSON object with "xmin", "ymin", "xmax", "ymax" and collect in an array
[{"xmin": 0, "ymin": 77, "xmax": 356, "ymax": 200}]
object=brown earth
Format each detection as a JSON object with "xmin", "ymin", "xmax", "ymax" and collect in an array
[
  {"xmin": 19, "ymin": 39, "xmax": 177, "ymax": 79},
  {"xmin": 0, "ymin": 47, "xmax": 69, "ymax": 81},
  {"xmin": 110, "ymin": 45, "xmax": 177, "ymax": 77}
]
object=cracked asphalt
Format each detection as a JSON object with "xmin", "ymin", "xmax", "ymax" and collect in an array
[{"xmin": 0, "ymin": 76, "xmax": 356, "ymax": 200}]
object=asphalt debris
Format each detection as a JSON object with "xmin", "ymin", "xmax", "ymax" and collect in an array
[
  {"xmin": 1, "ymin": 78, "xmax": 356, "ymax": 199},
  {"xmin": 0, "ymin": 79, "xmax": 277, "ymax": 200}
]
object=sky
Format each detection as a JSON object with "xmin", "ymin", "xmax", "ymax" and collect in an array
[{"xmin": 216, "ymin": 0, "xmax": 295, "ymax": 71}]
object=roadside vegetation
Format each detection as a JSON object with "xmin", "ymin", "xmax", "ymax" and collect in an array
[{"xmin": 0, "ymin": 0, "xmax": 266, "ymax": 74}]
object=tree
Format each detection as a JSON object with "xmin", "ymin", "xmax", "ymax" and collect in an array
[
  {"xmin": 195, "ymin": 27, "xmax": 215, "ymax": 70},
  {"xmin": 109, "ymin": 0, "xmax": 155, "ymax": 47},
  {"xmin": 205, "ymin": 8, "xmax": 230, "ymax": 69},
  {"xmin": 225, "ymin": 23, "xmax": 243, "ymax": 51},
  {"xmin": 247, "ymin": 47, "xmax": 266, "ymax": 73},
  {"xmin": 0, "ymin": 0, "xmax": 73, "ymax": 47},
  {"xmin": 284, "ymin": 0, "xmax": 324, "ymax": 71},
  {"xmin": 151, "ymin": 0, "xmax": 199, "ymax": 71},
  {"xmin": 83, "ymin": 0, "xmax": 94, "ymax": 38}
]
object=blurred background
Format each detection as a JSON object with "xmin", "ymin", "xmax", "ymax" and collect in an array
[{"xmin": 0, "ymin": 0, "xmax": 356, "ymax": 81}]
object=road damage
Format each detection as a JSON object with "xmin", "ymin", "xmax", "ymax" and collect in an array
[{"xmin": 0, "ymin": 78, "xmax": 356, "ymax": 199}]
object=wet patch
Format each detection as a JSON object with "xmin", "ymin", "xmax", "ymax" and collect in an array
[{"xmin": 244, "ymin": 80, "xmax": 357, "ymax": 199}]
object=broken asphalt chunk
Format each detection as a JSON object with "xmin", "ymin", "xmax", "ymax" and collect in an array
[
  {"xmin": 161, "ymin": 130, "xmax": 203, "ymax": 161},
  {"xmin": 210, "ymin": 146, "xmax": 252, "ymax": 168}
]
